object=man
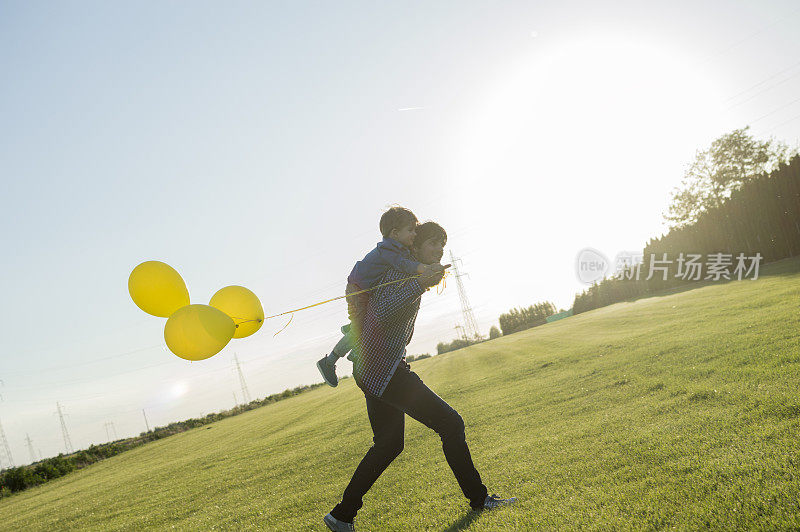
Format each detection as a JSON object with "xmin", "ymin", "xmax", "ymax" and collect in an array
[{"xmin": 324, "ymin": 222, "xmax": 516, "ymax": 531}]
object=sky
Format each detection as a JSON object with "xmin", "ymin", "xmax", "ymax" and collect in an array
[{"xmin": 1, "ymin": 0, "xmax": 799, "ymax": 466}]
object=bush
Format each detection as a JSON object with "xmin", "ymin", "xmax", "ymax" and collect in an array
[{"xmin": 489, "ymin": 326, "xmax": 502, "ymax": 339}]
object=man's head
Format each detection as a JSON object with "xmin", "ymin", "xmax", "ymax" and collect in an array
[
  {"xmin": 380, "ymin": 206, "xmax": 418, "ymax": 248},
  {"xmin": 412, "ymin": 221, "xmax": 447, "ymax": 265}
]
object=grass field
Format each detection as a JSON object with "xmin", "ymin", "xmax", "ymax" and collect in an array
[{"xmin": 2, "ymin": 258, "xmax": 799, "ymax": 531}]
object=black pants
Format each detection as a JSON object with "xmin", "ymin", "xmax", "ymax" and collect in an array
[{"xmin": 331, "ymin": 360, "xmax": 488, "ymax": 522}]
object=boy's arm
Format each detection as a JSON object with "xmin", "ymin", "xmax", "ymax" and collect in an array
[
  {"xmin": 377, "ymin": 247, "xmax": 425, "ymax": 276},
  {"xmin": 372, "ymin": 270, "xmax": 425, "ymax": 324}
]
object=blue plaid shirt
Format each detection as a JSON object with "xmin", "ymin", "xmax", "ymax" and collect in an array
[
  {"xmin": 352, "ymin": 268, "xmax": 426, "ymax": 397},
  {"xmin": 347, "ymin": 237, "xmax": 421, "ymax": 290}
]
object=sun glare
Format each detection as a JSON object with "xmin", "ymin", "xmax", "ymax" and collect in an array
[
  {"xmin": 454, "ymin": 35, "xmax": 729, "ymax": 199},
  {"xmin": 445, "ymin": 34, "xmax": 733, "ymax": 308},
  {"xmin": 171, "ymin": 381, "xmax": 188, "ymax": 399}
]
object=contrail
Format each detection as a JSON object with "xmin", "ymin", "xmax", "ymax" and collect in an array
[{"xmin": 397, "ymin": 106, "xmax": 427, "ymax": 112}]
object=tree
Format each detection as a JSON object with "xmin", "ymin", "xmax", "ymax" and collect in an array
[
  {"xmin": 664, "ymin": 126, "xmax": 795, "ymax": 228},
  {"xmin": 498, "ymin": 301, "xmax": 557, "ymax": 335},
  {"xmin": 488, "ymin": 326, "xmax": 502, "ymax": 339}
]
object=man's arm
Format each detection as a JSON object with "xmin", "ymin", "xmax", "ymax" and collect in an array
[{"xmin": 371, "ymin": 270, "xmax": 425, "ymax": 324}]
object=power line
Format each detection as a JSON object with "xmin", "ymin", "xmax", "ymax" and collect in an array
[
  {"xmin": 4, "ymin": 358, "xmax": 175, "ymax": 392},
  {"xmin": 698, "ymin": 4, "xmax": 800, "ymax": 68},
  {"xmin": 766, "ymin": 111, "xmax": 800, "ymax": 134},
  {"xmin": 5, "ymin": 318, "xmax": 156, "ymax": 374},
  {"xmin": 749, "ymin": 95, "xmax": 800, "ymax": 125},
  {"xmin": 4, "ymin": 344, "xmax": 164, "ymax": 378},
  {"xmin": 725, "ymin": 60, "xmax": 800, "ymax": 103},
  {"xmin": 728, "ymin": 70, "xmax": 800, "ymax": 110}
]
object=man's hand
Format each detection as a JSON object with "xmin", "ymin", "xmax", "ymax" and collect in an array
[{"xmin": 418, "ymin": 263, "xmax": 450, "ymax": 288}]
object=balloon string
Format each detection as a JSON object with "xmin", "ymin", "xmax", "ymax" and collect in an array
[
  {"xmin": 273, "ymin": 313, "xmax": 294, "ymax": 337},
  {"xmin": 436, "ymin": 273, "xmax": 447, "ymax": 295},
  {"xmin": 235, "ymin": 270, "xmax": 449, "ymax": 328}
]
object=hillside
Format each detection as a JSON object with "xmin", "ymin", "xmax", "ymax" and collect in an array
[{"xmin": 2, "ymin": 257, "xmax": 799, "ymax": 530}]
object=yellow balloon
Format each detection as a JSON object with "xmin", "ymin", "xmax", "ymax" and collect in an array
[
  {"xmin": 164, "ymin": 304, "xmax": 235, "ymax": 361},
  {"xmin": 209, "ymin": 285, "xmax": 264, "ymax": 339},
  {"xmin": 128, "ymin": 261, "xmax": 190, "ymax": 318}
]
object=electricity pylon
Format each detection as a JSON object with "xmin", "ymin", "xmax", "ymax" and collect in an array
[
  {"xmin": 55, "ymin": 402, "xmax": 74, "ymax": 454},
  {"xmin": 449, "ymin": 251, "xmax": 481, "ymax": 340},
  {"xmin": 0, "ymin": 416, "xmax": 13, "ymax": 468},
  {"xmin": 25, "ymin": 434, "xmax": 36, "ymax": 463},
  {"xmin": 104, "ymin": 421, "xmax": 118, "ymax": 442},
  {"xmin": 234, "ymin": 353, "xmax": 251, "ymax": 404}
]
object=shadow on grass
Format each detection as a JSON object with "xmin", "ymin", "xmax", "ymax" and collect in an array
[{"xmin": 442, "ymin": 509, "xmax": 480, "ymax": 531}]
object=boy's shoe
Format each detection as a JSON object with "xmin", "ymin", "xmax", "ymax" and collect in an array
[
  {"xmin": 316, "ymin": 357, "xmax": 339, "ymax": 387},
  {"xmin": 323, "ymin": 512, "xmax": 355, "ymax": 531},
  {"xmin": 477, "ymin": 493, "xmax": 517, "ymax": 511}
]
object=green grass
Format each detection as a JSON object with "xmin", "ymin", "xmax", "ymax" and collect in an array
[{"xmin": 3, "ymin": 258, "xmax": 800, "ymax": 530}]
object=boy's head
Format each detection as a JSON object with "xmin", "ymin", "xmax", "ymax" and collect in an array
[
  {"xmin": 412, "ymin": 221, "xmax": 447, "ymax": 264},
  {"xmin": 380, "ymin": 206, "xmax": 418, "ymax": 248}
]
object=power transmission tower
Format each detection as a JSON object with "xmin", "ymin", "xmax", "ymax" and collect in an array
[
  {"xmin": 233, "ymin": 391, "xmax": 238, "ymax": 407},
  {"xmin": 454, "ymin": 324, "xmax": 468, "ymax": 341},
  {"xmin": 55, "ymin": 402, "xmax": 74, "ymax": 454},
  {"xmin": 233, "ymin": 353, "xmax": 251, "ymax": 404},
  {"xmin": 142, "ymin": 409, "xmax": 150, "ymax": 433},
  {"xmin": 25, "ymin": 433, "xmax": 36, "ymax": 463},
  {"xmin": 0, "ymin": 416, "xmax": 13, "ymax": 468},
  {"xmin": 103, "ymin": 422, "xmax": 117, "ymax": 442},
  {"xmin": 449, "ymin": 251, "xmax": 481, "ymax": 340}
]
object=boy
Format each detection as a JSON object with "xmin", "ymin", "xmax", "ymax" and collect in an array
[{"xmin": 316, "ymin": 206, "xmax": 443, "ymax": 387}]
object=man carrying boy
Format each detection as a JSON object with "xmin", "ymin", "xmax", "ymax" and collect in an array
[
  {"xmin": 317, "ymin": 206, "xmax": 442, "ymax": 386},
  {"xmin": 323, "ymin": 222, "xmax": 516, "ymax": 531}
]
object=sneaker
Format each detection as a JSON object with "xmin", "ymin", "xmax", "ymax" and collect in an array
[
  {"xmin": 316, "ymin": 356, "xmax": 339, "ymax": 387},
  {"xmin": 323, "ymin": 512, "xmax": 355, "ymax": 531},
  {"xmin": 479, "ymin": 493, "xmax": 517, "ymax": 510}
]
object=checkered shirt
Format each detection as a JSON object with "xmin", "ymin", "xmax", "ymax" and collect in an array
[{"xmin": 351, "ymin": 268, "xmax": 426, "ymax": 397}]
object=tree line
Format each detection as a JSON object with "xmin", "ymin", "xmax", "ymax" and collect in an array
[
  {"xmin": 436, "ymin": 301, "xmax": 560, "ymax": 355},
  {"xmin": 574, "ymin": 129, "xmax": 799, "ymax": 314}
]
